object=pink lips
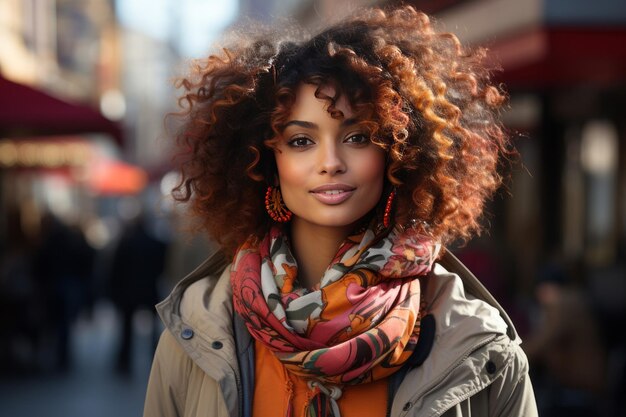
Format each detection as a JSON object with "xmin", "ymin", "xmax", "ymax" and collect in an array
[{"xmin": 310, "ymin": 183, "xmax": 356, "ymax": 205}]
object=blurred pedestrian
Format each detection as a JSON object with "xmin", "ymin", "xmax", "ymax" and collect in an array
[
  {"xmin": 0, "ymin": 208, "xmax": 41, "ymax": 372},
  {"xmin": 109, "ymin": 212, "xmax": 167, "ymax": 374},
  {"xmin": 523, "ymin": 260, "xmax": 626, "ymax": 417},
  {"xmin": 34, "ymin": 211, "xmax": 95, "ymax": 371}
]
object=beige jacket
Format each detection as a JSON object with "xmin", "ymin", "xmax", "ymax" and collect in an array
[{"xmin": 143, "ymin": 251, "xmax": 538, "ymax": 417}]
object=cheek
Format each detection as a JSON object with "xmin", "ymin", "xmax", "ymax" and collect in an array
[
  {"xmin": 359, "ymin": 151, "xmax": 386, "ymax": 189},
  {"xmin": 275, "ymin": 153, "xmax": 304, "ymax": 189}
]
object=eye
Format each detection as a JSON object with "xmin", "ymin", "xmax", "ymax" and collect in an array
[
  {"xmin": 345, "ymin": 133, "xmax": 369, "ymax": 145},
  {"xmin": 287, "ymin": 136, "xmax": 314, "ymax": 148}
]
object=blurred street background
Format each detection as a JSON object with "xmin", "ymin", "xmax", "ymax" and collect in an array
[{"xmin": 1, "ymin": 0, "xmax": 625, "ymax": 416}]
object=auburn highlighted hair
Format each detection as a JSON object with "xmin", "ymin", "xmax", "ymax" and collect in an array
[{"xmin": 172, "ymin": 6, "xmax": 511, "ymax": 255}]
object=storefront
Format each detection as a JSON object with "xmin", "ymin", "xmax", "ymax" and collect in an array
[{"xmin": 0, "ymin": 75, "xmax": 144, "ymax": 251}]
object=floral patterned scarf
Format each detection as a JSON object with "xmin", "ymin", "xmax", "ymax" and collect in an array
[{"xmin": 231, "ymin": 225, "xmax": 440, "ymax": 416}]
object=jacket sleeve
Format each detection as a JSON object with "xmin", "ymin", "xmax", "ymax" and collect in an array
[
  {"xmin": 143, "ymin": 330, "xmax": 192, "ymax": 417},
  {"xmin": 488, "ymin": 344, "xmax": 539, "ymax": 417}
]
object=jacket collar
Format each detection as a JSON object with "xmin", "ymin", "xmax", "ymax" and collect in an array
[{"xmin": 438, "ymin": 251, "xmax": 518, "ymax": 341}]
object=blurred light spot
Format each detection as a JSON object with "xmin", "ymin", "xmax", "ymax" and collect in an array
[
  {"xmin": 0, "ymin": 140, "xmax": 91, "ymax": 168},
  {"xmin": 89, "ymin": 159, "xmax": 147, "ymax": 195},
  {"xmin": 160, "ymin": 170, "xmax": 180, "ymax": 196},
  {"xmin": 19, "ymin": 142, "xmax": 39, "ymax": 167},
  {"xmin": 581, "ymin": 120, "xmax": 618, "ymax": 176},
  {"xmin": 40, "ymin": 143, "xmax": 64, "ymax": 167},
  {"xmin": 0, "ymin": 140, "xmax": 18, "ymax": 167},
  {"xmin": 67, "ymin": 142, "xmax": 92, "ymax": 166},
  {"xmin": 100, "ymin": 89, "xmax": 127, "ymax": 121},
  {"xmin": 85, "ymin": 217, "xmax": 113, "ymax": 249},
  {"xmin": 43, "ymin": 175, "xmax": 74, "ymax": 221}
]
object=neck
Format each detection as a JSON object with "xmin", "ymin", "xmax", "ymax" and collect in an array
[{"xmin": 289, "ymin": 218, "xmax": 353, "ymax": 288}]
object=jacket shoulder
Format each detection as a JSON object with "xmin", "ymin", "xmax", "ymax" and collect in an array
[
  {"xmin": 399, "ymin": 335, "xmax": 538, "ymax": 417},
  {"xmin": 440, "ymin": 339, "xmax": 537, "ymax": 417},
  {"xmin": 483, "ymin": 339, "xmax": 537, "ymax": 417}
]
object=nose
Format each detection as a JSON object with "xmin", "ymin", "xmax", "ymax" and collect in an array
[{"xmin": 318, "ymin": 141, "xmax": 346, "ymax": 175}]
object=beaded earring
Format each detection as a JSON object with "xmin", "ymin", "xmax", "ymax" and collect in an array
[
  {"xmin": 265, "ymin": 186, "xmax": 292, "ymax": 222},
  {"xmin": 383, "ymin": 188, "xmax": 396, "ymax": 228}
]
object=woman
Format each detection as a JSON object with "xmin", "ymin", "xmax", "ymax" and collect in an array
[{"xmin": 144, "ymin": 6, "xmax": 538, "ymax": 417}]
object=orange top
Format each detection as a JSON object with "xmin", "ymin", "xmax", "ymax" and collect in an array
[{"xmin": 252, "ymin": 340, "xmax": 388, "ymax": 417}]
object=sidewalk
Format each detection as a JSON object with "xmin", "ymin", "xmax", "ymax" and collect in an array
[{"xmin": 0, "ymin": 302, "xmax": 155, "ymax": 417}]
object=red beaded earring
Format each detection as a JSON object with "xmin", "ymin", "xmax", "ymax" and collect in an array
[
  {"xmin": 265, "ymin": 186, "xmax": 292, "ymax": 222},
  {"xmin": 383, "ymin": 189, "xmax": 396, "ymax": 228}
]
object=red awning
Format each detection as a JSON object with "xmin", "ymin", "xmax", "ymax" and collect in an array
[
  {"xmin": 0, "ymin": 75, "xmax": 123, "ymax": 146},
  {"xmin": 490, "ymin": 27, "xmax": 626, "ymax": 89}
]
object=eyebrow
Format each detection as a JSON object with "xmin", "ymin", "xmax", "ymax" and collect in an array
[{"xmin": 282, "ymin": 117, "xmax": 360, "ymax": 131}]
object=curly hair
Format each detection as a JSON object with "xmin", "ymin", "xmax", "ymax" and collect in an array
[{"xmin": 172, "ymin": 6, "xmax": 510, "ymax": 256}]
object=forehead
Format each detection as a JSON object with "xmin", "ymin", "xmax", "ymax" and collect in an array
[{"xmin": 288, "ymin": 83, "xmax": 354, "ymax": 120}]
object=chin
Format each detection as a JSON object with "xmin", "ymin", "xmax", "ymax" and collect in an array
[{"xmin": 298, "ymin": 210, "xmax": 370, "ymax": 229}]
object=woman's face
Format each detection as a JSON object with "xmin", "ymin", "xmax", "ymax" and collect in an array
[{"xmin": 274, "ymin": 83, "xmax": 386, "ymax": 230}]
